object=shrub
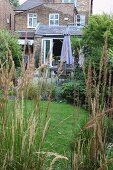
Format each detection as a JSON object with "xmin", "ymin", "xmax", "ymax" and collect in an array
[
  {"xmin": 0, "ymin": 29, "xmax": 22, "ymax": 67},
  {"xmin": 61, "ymin": 67, "xmax": 86, "ymax": 105},
  {"xmin": 52, "ymin": 85, "xmax": 63, "ymax": 102}
]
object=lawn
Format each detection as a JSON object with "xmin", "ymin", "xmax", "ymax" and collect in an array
[
  {"xmin": 23, "ymin": 100, "xmax": 88, "ymax": 169},
  {"xmin": 22, "ymin": 100, "xmax": 88, "ymax": 153},
  {"xmin": 2, "ymin": 100, "xmax": 88, "ymax": 169}
]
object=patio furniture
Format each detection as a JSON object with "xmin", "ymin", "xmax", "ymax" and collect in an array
[
  {"xmin": 49, "ymin": 65, "xmax": 58, "ymax": 77},
  {"xmin": 49, "ymin": 61, "xmax": 74, "ymax": 80}
]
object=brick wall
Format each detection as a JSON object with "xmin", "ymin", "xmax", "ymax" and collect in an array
[
  {"xmin": 15, "ymin": 0, "xmax": 92, "ymax": 31},
  {"xmin": 77, "ymin": 0, "xmax": 92, "ymax": 24},
  {"xmin": 0, "ymin": 0, "xmax": 14, "ymax": 31},
  {"xmin": 15, "ymin": 3, "xmax": 74, "ymax": 31}
]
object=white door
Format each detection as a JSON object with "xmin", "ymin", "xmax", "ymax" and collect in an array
[{"xmin": 42, "ymin": 39, "xmax": 53, "ymax": 66}]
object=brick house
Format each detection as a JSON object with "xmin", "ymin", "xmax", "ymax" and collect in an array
[
  {"xmin": 0, "ymin": 0, "xmax": 14, "ymax": 31},
  {"xmin": 15, "ymin": 0, "xmax": 93, "ymax": 67}
]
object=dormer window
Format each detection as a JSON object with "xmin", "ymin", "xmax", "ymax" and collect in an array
[
  {"xmin": 49, "ymin": 13, "xmax": 59, "ymax": 26},
  {"xmin": 27, "ymin": 13, "xmax": 37, "ymax": 28}
]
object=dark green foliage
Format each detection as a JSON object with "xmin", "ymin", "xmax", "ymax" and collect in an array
[
  {"xmin": 61, "ymin": 67, "xmax": 86, "ymax": 105},
  {"xmin": 61, "ymin": 81, "xmax": 75, "ymax": 103},
  {"xmin": 0, "ymin": 30, "xmax": 22, "ymax": 67},
  {"xmin": 10, "ymin": 0, "xmax": 19, "ymax": 7},
  {"xmin": 82, "ymin": 14, "xmax": 113, "ymax": 66},
  {"xmin": 71, "ymin": 36, "xmax": 82, "ymax": 65},
  {"xmin": 51, "ymin": 85, "xmax": 63, "ymax": 102}
]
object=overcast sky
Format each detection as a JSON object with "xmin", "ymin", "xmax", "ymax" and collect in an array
[{"xmin": 19, "ymin": 0, "xmax": 113, "ymax": 14}]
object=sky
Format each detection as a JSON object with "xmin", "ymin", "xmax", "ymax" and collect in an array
[{"xmin": 19, "ymin": 0, "xmax": 113, "ymax": 14}]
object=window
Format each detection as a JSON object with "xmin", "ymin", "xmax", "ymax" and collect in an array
[
  {"xmin": 27, "ymin": 13, "xmax": 37, "ymax": 28},
  {"xmin": 76, "ymin": 14, "xmax": 85, "ymax": 27},
  {"xmin": 62, "ymin": 0, "xmax": 77, "ymax": 6},
  {"xmin": 62, "ymin": 0, "xmax": 76, "ymax": 3},
  {"xmin": 49, "ymin": 13, "xmax": 59, "ymax": 26}
]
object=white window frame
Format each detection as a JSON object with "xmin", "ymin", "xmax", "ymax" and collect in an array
[
  {"xmin": 42, "ymin": 38, "xmax": 63, "ymax": 66},
  {"xmin": 27, "ymin": 13, "xmax": 37, "ymax": 28},
  {"xmin": 42, "ymin": 38, "xmax": 53, "ymax": 66},
  {"xmin": 76, "ymin": 14, "xmax": 85, "ymax": 27},
  {"xmin": 49, "ymin": 13, "xmax": 59, "ymax": 26}
]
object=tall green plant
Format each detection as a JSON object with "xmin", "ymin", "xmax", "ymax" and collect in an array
[
  {"xmin": 0, "ymin": 30, "xmax": 22, "ymax": 67},
  {"xmin": 71, "ymin": 32, "xmax": 113, "ymax": 170},
  {"xmin": 82, "ymin": 14, "xmax": 113, "ymax": 69}
]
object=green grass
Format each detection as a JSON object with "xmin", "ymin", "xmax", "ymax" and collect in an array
[
  {"xmin": 4, "ymin": 100, "xmax": 87, "ymax": 169},
  {"xmin": 23, "ymin": 100, "xmax": 88, "ymax": 154}
]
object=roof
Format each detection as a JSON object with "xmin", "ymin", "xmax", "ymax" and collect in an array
[
  {"xmin": 15, "ymin": 30, "xmax": 35, "ymax": 38},
  {"xmin": 15, "ymin": 0, "xmax": 44, "ymax": 11},
  {"xmin": 15, "ymin": 24, "xmax": 83, "ymax": 38},
  {"xmin": 35, "ymin": 24, "xmax": 83, "ymax": 36}
]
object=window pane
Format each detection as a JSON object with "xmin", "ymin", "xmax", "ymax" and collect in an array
[
  {"xmin": 76, "ymin": 14, "xmax": 85, "ymax": 27},
  {"xmin": 50, "ymin": 20, "xmax": 54, "ymax": 25},
  {"xmin": 64, "ymin": 0, "xmax": 69, "ymax": 2},
  {"xmin": 77, "ymin": 23, "xmax": 80, "ymax": 26},
  {"xmin": 77, "ymin": 19, "xmax": 80, "ymax": 23},
  {"xmin": 70, "ymin": 0, "xmax": 75, "ymax": 3},
  {"xmin": 77, "ymin": 15, "xmax": 80, "ymax": 20},
  {"xmin": 55, "ymin": 15, "xmax": 58, "ymax": 19},
  {"xmin": 55, "ymin": 20, "xmax": 59, "ymax": 25},
  {"xmin": 29, "ymin": 18, "xmax": 32, "ymax": 27},
  {"xmin": 63, "ymin": 0, "xmax": 76, "ymax": 3},
  {"xmin": 80, "ymin": 15, "xmax": 85, "ymax": 26},
  {"xmin": 50, "ymin": 15, "xmax": 54, "ymax": 19},
  {"xmin": 29, "ymin": 14, "xmax": 33, "ymax": 17},
  {"xmin": 33, "ymin": 18, "xmax": 37, "ymax": 27},
  {"xmin": 33, "ymin": 14, "xmax": 37, "ymax": 17},
  {"xmin": 46, "ymin": 40, "xmax": 50, "ymax": 58}
]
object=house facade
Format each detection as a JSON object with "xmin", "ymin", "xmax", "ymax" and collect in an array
[
  {"xmin": 0, "ymin": 0, "xmax": 14, "ymax": 31},
  {"xmin": 15, "ymin": 0, "xmax": 93, "ymax": 67}
]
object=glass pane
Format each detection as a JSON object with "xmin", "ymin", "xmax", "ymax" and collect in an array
[
  {"xmin": 55, "ymin": 15, "xmax": 58, "ymax": 19},
  {"xmin": 46, "ymin": 40, "xmax": 50, "ymax": 58},
  {"xmin": 33, "ymin": 14, "xmax": 37, "ymax": 17},
  {"xmin": 70, "ymin": 0, "xmax": 75, "ymax": 3},
  {"xmin": 80, "ymin": 15, "xmax": 85, "ymax": 26},
  {"xmin": 77, "ymin": 23, "xmax": 80, "ymax": 26},
  {"xmin": 55, "ymin": 20, "xmax": 59, "ymax": 25},
  {"xmin": 43, "ymin": 40, "xmax": 51, "ymax": 64},
  {"xmin": 29, "ymin": 18, "xmax": 32, "ymax": 27},
  {"xmin": 50, "ymin": 20, "xmax": 54, "ymax": 25},
  {"xmin": 77, "ymin": 15, "xmax": 80, "ymax": 20},
  {"xmin": 33, "ymin": 18, "xmax": 37, "ymax": 27},
  {"xmin": 50, "ymin": 15, "xmax": 54, "ymax": 19},
  {"xmin": 64, "ymin": 0, "xmax": 68, "ymax": 2},
  {"xmin": 29, "ymin": 14, "xmax": 33, "ymax": 17}
]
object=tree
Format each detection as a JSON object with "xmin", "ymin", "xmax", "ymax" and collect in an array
[
  {"xmin": 0, "ymin": 30, "xmax": 22, "ymax": 67},
  {"xmin": 82, "ymin": 14, "xmax": 113, "ymax": 65},
  {"xmin": 10, "ymin": 0, "xmax": 19, "ymax": 7},
  {"xmin": 82, "ymin": 14, "xmax": 113, "ymax": 109}
]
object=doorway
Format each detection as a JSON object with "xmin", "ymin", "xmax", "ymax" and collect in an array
[{"xmin": 42, "ymin": 38, "xmax": 63, "ymax": 66}]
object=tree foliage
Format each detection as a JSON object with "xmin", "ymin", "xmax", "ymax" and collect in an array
[
  {"xmin": 82, "ymin": 14, "xmax": 113, "ymax": 61},
  {"xmin": 0, "ymin": 30, "xmax": 22, "ymax": 67},
  {"xmin": 10, "ymin": 0, "xmax": 19, "ymax": 7},
  {"xmin": 71, "ymin": 36, "xmax": 82, "ymax": 57}
]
